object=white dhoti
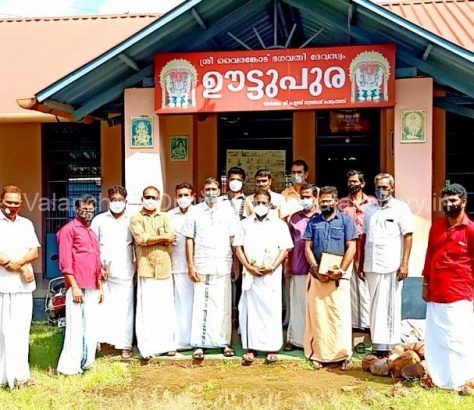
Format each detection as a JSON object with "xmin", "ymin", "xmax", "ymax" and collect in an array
[
  {"xmin": 174, "ymin": 273, "xmax": 194, "ymax": 350},
  {"xmin": 240, "ymin": 270, "xmax": 283, "ymax": 352},
  {"xmin": 57, "ymin": 288, "xmax": 100, "ymax": 375},
  {"xmin": 351, "ymin": 265, "xmax": 371, "ymax": 329},
  {"xmin": 190, "ymin": 273, "xmax": 231, "ymax": 348},
  {"xmin": 136, "ymin": 276, "xmax": 176, "ymax": 357},
  {"xmin": 286, "ymin": 275, "xmax": 307, "ymax": 347},
  {"xmin": 366, "ymin": 271, "xmax": 402, "ymax": 351},
  {"xmin": 425, "ymin": 300, "xmax": 474, "ymax": 389},
  {"xmin": 0, "ymin": 292, "xmax": 32, "ymax": 388},
  {"xmin": 98, "ymin": 277, "xmax": 134, "ymax": 349}
]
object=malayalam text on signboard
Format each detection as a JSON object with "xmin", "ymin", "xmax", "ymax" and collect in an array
[{"xmin": 154, "ymin": 44, "xmax": 395, "ymax": 114}]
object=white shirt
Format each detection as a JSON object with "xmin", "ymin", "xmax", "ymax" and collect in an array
[
  {"xmin": 182, "ymin": 202, "xmax": 239, "ymax": 275},
  {"xmin": 233, "ymin": 214, "xmax": 294, "ymax": 270},
  {"xmin": 167, "ymin": 205, "xmax": 194, "ymax": 274},
  {"xmin": 363, "ymin": 197, "xmax": 413, "ymax": 274},
  {"xmin": 0, "ymin": 212, "xmax": 41, "ymax": 293},
  {"xmin": 90, "ymin": 210, "xmax": 134, "ymax": 280}
]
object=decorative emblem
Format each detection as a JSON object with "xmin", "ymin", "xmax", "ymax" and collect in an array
[
  {"xmin": 349, "ymin": 51, "xmax": 391, "ymax": 103},
  {"xmin": 159, "ymin": 59, "xmax": 198, "ymax": 109}
]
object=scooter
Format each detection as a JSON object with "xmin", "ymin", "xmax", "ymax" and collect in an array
[{"xmin": 44, "ymin": 276, "xmax": 66, "ymax": 328}]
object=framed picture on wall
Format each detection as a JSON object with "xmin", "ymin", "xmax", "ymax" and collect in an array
[
  {"xmin": 170, "ymin": 136, "xmax": 189, "ymax": 161},
  {"xmin": 401, "ymin": 110, "xmax": 426, "ymax": 143},
  {"xmin": 130, "ymin": 116, "xmax": 154, "ymax": 148}
]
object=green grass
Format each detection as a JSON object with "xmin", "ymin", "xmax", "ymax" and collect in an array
[{"xmin": 0, "ymin": 324, "xmax": 473, "ymax": 409}]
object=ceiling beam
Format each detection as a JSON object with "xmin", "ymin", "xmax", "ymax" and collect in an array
[
  {"xmin": 72, "ymin": 64, "xmax": 153, "ymax": 121},
  {"xmin": 118, "ymin": 53, "xmax": 140, "ymax": 71},
  {"xmin": 434, "ymin": 99, "xmax": 474, "ymax": 119}
]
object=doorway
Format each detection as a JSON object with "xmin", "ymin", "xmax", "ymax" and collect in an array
[
  {"xmin": 316, "ymin": 109, "xmax": 380, "ymax": 195},
  {"xmin": 218, "ymin": 111, "xmax": 293, "ymax": 194}
]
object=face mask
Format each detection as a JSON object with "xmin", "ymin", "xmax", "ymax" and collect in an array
[
  {"xmin": 292, "ymin": 174, "xmax": 305, "ymax": 185},
  {"xmin": 109, "ymin": 200, "xmax": 126, "ymax": 214},
  {"xmin": 320, "ymin": 205, "xmax": 335, "ymax": 216},
  {"xmin": 204, "ymin": 193, "xmax": 219, "ymax": 205},
  {"xmin": 300, "ymin": 198, "xmax": 314, "ymax": 210},
  {"xmin": 77, "ymin": 210, "xmax": 94, "ymax": 222},
  {"xmin": 143, "ymin": 198, "xmax": 158, "ymax": 211},
  {"xmin": 228, "ymin": 180, "xmax": 243, "ymax": 193},
  {"xmin": 254, "ymin": 204, "xmax": 269, "ymax": 217},
  {"xmin": 443, "ymin": 204, "xmax": 462, "ymax": 218},
  {"xmin": 348, "ymin": 184, "xmax": 362, "ymax": 194},
  {"xmin": 2, "ymin": 205, "xmax": 19, "ymax": 218},
  {"xmin": 375, "ymin": 188, "xmax": 391, "ymax": 202},
  {"xmin": 177, "ymin": 196, "xmax": 193, "ymax": 209}
]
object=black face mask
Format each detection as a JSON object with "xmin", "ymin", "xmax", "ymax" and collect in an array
[
  {"xmin": 320, "ymin": 205, "xmax": 335, "ymax": 216},
  {"xmin": 348, "ymin": 184, "xmax": 362, "ymax": 194},
  {"xmin": 443, "ymin": 204, "xmax": 462, "ymax": 218}
]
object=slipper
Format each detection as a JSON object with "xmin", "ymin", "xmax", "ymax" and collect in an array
[
  {"xmin": 283, "ymin": 342, "xmax": 295, "ymax": 352},
  {"xmin": 166, "ymin": 351, "xmax": 177, "ymax": 357},
  {"xmin": 341, "ymin": 359, "xmax": 353, "ymax": 371},
  {"xmin": 311, "ymin": 360, "xmax": 323, "ymax": 370},
  {"xmin": 242, "ymin": 351, "xmax": 255, "ymax": 364},
  {"xmin": 192, "ymin": 348, "xmax": 204, "ymax": 360},
  {"xmin": 223, "ymin": 346, "xmax": 235, "ymax": 357},
  {"xmin": 265, "ymin": 353, "xmax": 278, "ymax": 364},
  {"xmin": 354, "ymin": 342, "xmax": 367, "ymax": 354},
  {"xmin": 121, "ymin": 349, "xmax": 133, "ymax": 359}
]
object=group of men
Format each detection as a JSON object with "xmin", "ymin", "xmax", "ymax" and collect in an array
[{"xmin": 0, "ymin": 159, "xmax": 473, "ymax": 390}]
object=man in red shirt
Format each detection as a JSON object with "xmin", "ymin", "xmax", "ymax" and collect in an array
[
  {"xmin": 56, "ymin": 195, "xmax": 104, "ymax": 375},
  {"xmin": 422, "ymin": 183, "xmax": 474, "ymax": 390},
  {"xmin": 338, "ymin": 170, "xmax": 376, "ymax": 337}
]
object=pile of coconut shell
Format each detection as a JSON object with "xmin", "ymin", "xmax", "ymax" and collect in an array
[{"xmin": 362, "ymin": 342, "xmax": 427, "ymax": 381}]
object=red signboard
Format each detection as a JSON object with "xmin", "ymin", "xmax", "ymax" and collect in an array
[{"xmin": 154, "ymin": 44, "xmax": 395, "ymax": 114}]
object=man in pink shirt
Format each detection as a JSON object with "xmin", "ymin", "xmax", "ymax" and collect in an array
[
  {"xmin": 56, "ymin": 194, "xmax": 104, "ymax": 375},
  {"xmin": 338, "ymin": 170, "xmax": 376, "ymax": 339}
]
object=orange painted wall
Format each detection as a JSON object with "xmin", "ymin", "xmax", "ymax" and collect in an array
[
  {"xmin": 293, "ymin": 111, "xmax": 316, "ymax": 183},
  {"xmin": 0, "ymin": 123, "xmax": 42, "ymax": 273},
  {"xmin": 159, "ymin": 115, "xmax": 194, "ymax": 208},
  {"xmin": 196, "ymin": 114, "xmax": 218, "ymax": 191},
  {"xmin": 100, "ymin": 122, "xmax": 123, "ymax": 210},
  {"xmin": 394, "ymin": 78, "xmax": 433, "ymax": 277}
]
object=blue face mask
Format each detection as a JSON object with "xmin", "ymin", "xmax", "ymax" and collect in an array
[{"xmin": 375, "ymin": 188, "xmax": 391, "ymax": 202}]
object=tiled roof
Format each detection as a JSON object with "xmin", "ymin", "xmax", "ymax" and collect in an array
[
  {"xmin": 379, "ymin": 0, "xmax": 474, "ymax": 51},
  {"xmin": 0, "ymin": 13, "xmax": 161, "ymax": 117}
]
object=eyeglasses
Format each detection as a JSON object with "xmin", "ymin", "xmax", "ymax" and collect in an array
[
  {"xmin": 78, "ymin": 209, "xmax": 94, "ymax": 214},
  {"xmin": 143, "ymin": 196, "xmax": 159, "ymax": 200}
]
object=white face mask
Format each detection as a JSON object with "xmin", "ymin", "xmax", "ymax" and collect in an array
[
  {"xmin": 254, "ymin": 204, "xmax": 269, "ymax": 217},
  {"xmin": 292, "ymin": 174, "xmax": 305, "ymax": 185},
  {"xmin": 177, "ymin": 196, "xmax": 193, "ymax": 209},
  {"xmin": 109, "ymin": 200, "xmax": 126, "ymax": 214},
  {"xmin": 143, "ymin": 198, "xmax": 158, "ymax": 211},
  {"xmin": 228, "ymin": 180, "xmax": 243, "ymax": 193},
  {"xmin": 204, "ymin": 193, "xmax": 219, "ymax": 205},
  {"xmin": 300, "ymin": 198, "xmax": 314, "ymax": 210}
]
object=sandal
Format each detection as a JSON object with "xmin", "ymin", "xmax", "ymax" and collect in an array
[
  {"xmin": 311, "ymin": 360, "xmax": 323, "ymax": 370},
  {"xmin": 166, "ymin": 351, "xmax": 177, "ymax": 357},
  {"xmin": 354, "ymin": 342, "xmax": 367, "ymax": 354},
  {"xmin": 341, "ymin": 359, "xmax": 353, "ymax": 371},
  {"xmin": 265, "ymin": 352, "xmax": 278, "ymax": 364},
  {"xmin": 283, "ymin": 342, "xmax": 295, "ymax": 351},
  {"xmin": 121, "ymin": 349, "xmax": 133, "ymax": 359},
  {"xmin": 192, "ymin": 348, "xmax": 204, "ymax": 360},
  {"xmin": 223, "ymin": 346, "xmax": 235, "ymax": 357},
  {"xmin": 242, "ymin": 351, "xmax": 255, "ymax": 364}
]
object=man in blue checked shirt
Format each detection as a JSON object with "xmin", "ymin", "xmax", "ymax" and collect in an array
[{"xmin": 303, "ymin": 186, "xmax": 357, "ymax": 370}]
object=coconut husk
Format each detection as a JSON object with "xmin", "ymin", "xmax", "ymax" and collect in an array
[
  {"xmin": 361, "ymin": 354, "xmax": 379, "ymax": 372},
  {"xmin": 400, "ymin": 363, "xmax": 426, "ymax": 381},
  {"xmin": 392, "ymin": 345, "xmax": 405, "ymax": 356},
  {"xmin": 389, "ymin": 350, "xmax": 421, "ymax": 378},
  {"xmin": 370, "ymin": 358, "xmax": 390, "ymax": 376}
]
